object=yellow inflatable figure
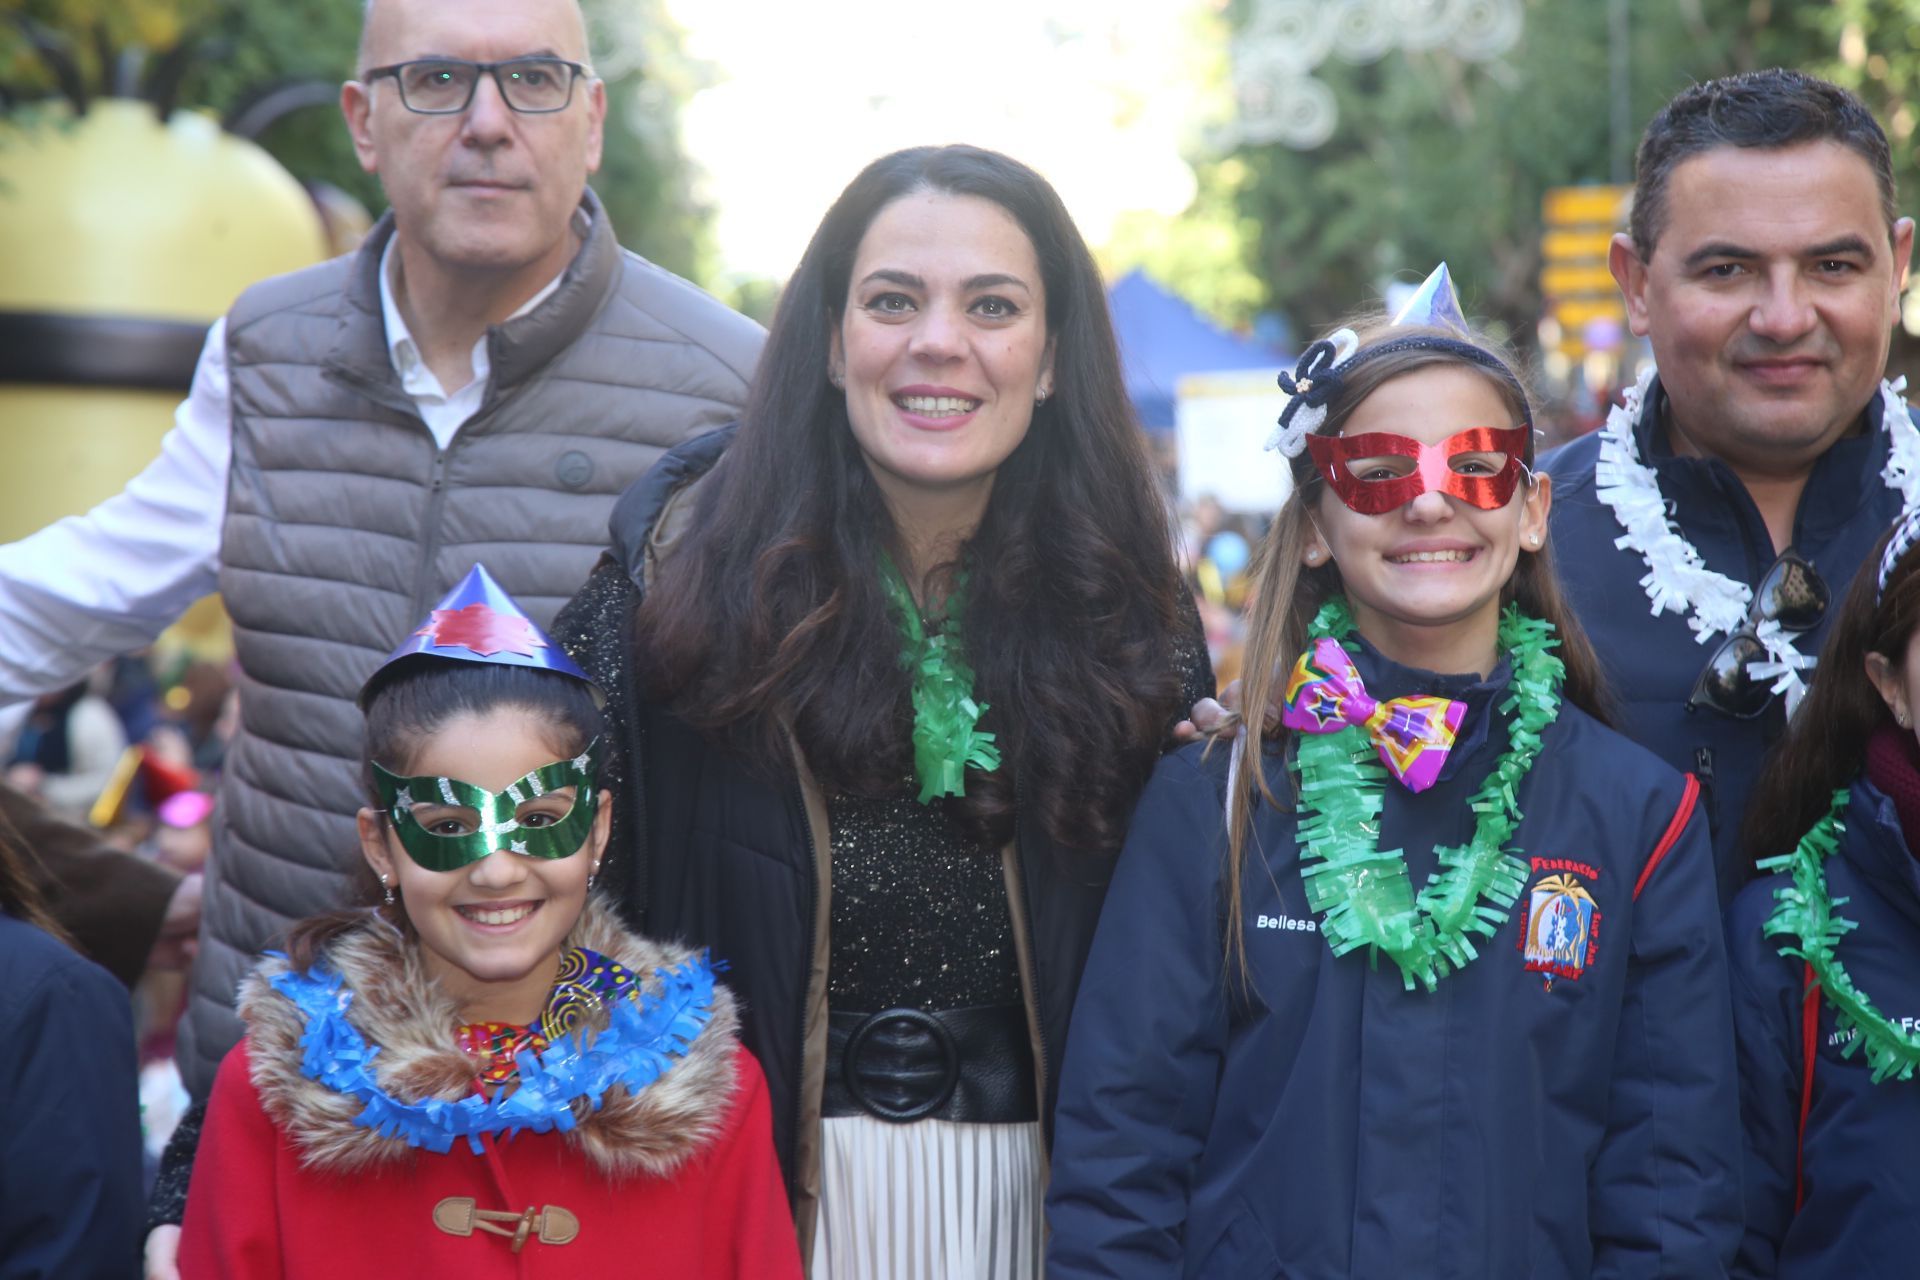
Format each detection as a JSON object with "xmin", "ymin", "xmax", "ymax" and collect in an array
[{"xmin": 0, "ymin": 99, "xmax": 329, "ymax": 540}]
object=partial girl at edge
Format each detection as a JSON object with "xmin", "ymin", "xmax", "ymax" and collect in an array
[
  {"xmin": 177, "ymin": 566, "xmax": 799, "ymax": 1278},
  {"xmin": 1731, "ymin": 508, "xmax": 1920, "ymax": 1277},
  {"xmin": 0, "ymin": 808, "xmax": 143, "ymax": 1277},
  {"xmin": 1045, "ymin": 282, "xmax": 1743, "ymax": 1278}
]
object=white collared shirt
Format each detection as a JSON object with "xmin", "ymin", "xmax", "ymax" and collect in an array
[
  {"xmin": 0, "ymin": 234, "xmax": 573, "ymax": 710},
  {"xmin": 377, "ymin": 236, "xmax": 564, "ymax": 449}
]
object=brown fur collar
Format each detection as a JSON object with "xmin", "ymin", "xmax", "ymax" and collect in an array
[{"xmin": 239, "ymin": 897, "xmax": 739, "ymax": 1178}]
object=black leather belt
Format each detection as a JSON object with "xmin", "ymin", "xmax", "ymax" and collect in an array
[{"xmin": 822, "ymin": 1004, "xmax": 1038, "ymax": 1124}]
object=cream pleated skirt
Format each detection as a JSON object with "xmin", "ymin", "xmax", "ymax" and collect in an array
[{"xmin": 809, "ymin": 1114, "xmax": 1045, "ymax": 1279}]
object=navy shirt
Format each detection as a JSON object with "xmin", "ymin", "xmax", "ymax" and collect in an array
[
  {"xmin": 1729, "ymin": 779, "xmax": 1920, "ymax": 1279},
  {"xmin": 1544, "ymin": 380, "xmax": 1907, "ymax": 904},
  {"xmin": 1047, "ymin": 644, "xmax": 1741, "ymax": 1279}
]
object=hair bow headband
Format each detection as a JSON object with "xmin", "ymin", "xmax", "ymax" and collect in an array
[
  {"xmin": 1267, "ymin": 329, "xmax": 1360, "ymax": 457},
  {"xmin": 1880, "ymin": 506, "xmax": 1920, "ymax": 603},
  {"xmin": 1265, "ymin": 332, "xmax": 1535, "ymax": 460}
]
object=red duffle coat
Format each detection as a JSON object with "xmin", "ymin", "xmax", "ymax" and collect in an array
[{"xmin": 178, "ymin": 902, "xmax": 800, "ymax": 1279}]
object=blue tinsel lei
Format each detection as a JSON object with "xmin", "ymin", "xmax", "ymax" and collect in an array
[{"xmin": 267, "ymin": 952, "xmax": 717, "ymax": 1155}]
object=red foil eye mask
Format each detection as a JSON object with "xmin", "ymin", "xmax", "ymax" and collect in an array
[{"xmin": 1305, "ymin": 426, "xmax": 1532, "ymax": 515}]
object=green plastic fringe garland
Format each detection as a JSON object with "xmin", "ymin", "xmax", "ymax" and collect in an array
[
  {"xmin": 879, "ymin": 556, "xmax": 1002, "ymax": 803},
  {"xmin": 1292, "ymin": 597, "xmax": 1564, "ymax": 991},
  {"xmin": 1762, "ymin": 788, "xmax": 1920, "ymax": 1084}
]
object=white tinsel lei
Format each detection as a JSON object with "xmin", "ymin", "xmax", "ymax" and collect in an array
[{"xmin": 1594, "ymin": 366, "xmax": 1919, "ymax": 712}]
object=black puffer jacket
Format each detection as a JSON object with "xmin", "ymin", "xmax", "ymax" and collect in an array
[{"xmin": 554, "ymin": 427, "xmax": 1212, "ymax": 1248}]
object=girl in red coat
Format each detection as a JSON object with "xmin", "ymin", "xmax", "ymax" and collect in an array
[{"xmin": 178, "ymin": 566, "xmax": 800, "ymax": 1279}]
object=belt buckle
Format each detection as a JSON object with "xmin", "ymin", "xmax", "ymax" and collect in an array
[{"xmin": 842, "ymin": 1007, "xmax": 960, "ymax": 1123}]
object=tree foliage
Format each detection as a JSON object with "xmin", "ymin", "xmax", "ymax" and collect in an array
[
  {"xmin": 1096, "ymin": 10, "xmax": 1271, "ymax": 333},
  {"xmin": 580, "ymin": 0, "xmax": 716, "ymax": 284},
  {"xmin": 1812, "ymin": 1, "xmax": 1920, "ymax": 233},
  {"xmin": 1, "ymin": 0, "xmax": 714, "ymax": 280},
  {"xmin": 1211, "ymin": 0, "xmax": 1828, "ymax": 340}
]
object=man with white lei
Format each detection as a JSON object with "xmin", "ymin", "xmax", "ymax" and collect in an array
[{"xmin": 1545, "ymin": 68, "xmax": 1917, "ymax": 906}]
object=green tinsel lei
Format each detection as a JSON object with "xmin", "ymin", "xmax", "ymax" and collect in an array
[
  {"xmin": 1292, "ymin": 597, "xmax": 1565, "ymax": 991},
  {"xmin": 879, "ymin": 557, "xmax": 1002, "ymax": 803},
  {"xmin": 1761, "ymin": 788, "xmax": 1920, "ymax": 1085}
]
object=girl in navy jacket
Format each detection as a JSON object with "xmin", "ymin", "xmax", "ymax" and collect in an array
[
  {"xmin": 1046, "ymin": 308, "xmax": 1741, "ymax": 1278},
  {"xmin": 1731, "ymin": 510, "xmax": 1920, "ymax": 1277}
]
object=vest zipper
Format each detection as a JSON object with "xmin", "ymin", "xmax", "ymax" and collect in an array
[{"xmin": 410, "ymin": 448, "xmax": 453, "ymax": 619}]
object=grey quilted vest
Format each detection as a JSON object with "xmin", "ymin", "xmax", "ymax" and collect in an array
[{"xmin": 176, "ymin": 191, "xmax": 762, "ymax": 1097}]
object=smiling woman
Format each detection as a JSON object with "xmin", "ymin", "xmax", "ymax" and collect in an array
[
  {"xmin": 554, "ymin": 144, "xmax": 1213, "ymax": 1278},
  {"xmin": 832, "ymin": 191, "xmax": 1055, "ymax": 539}
]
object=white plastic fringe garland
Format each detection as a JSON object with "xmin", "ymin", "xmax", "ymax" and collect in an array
[{"xmin": 1594, "ymin": 367, "xmax": 1920, "ymax": 711}]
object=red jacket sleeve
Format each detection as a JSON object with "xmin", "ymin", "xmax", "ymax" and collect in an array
[
  {"xmin": 178, "ymin": 1039, "xmax": 286, "ymax": 1280},
  {"xmin": 705, "ymin": 1046, "xmax": 803, "ymax": 1279}
]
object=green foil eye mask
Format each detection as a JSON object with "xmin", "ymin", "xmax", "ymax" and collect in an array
[{"xmin": 373, "ymin": 738, "xmax": 603, "ymax": 871}]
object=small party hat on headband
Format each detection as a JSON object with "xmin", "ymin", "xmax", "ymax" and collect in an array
[
  {"xmin": 1268, "ymin": 262, "xmax": 1491, "ymax": 457},
  {"xmin": 1391, "ymin": 262, "xmax": 1469, "ymax": 333},
  {"xmin": 358, "ymin": 563, "xmax": 595, "ymax": 708}
]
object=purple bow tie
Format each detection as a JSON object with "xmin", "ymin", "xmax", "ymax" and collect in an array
[{"xmin": 1280, "ymin": 638, "xmax": 1467, "ymax": 792}]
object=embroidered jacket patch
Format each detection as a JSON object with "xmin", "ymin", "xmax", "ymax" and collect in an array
[{"xmin": 1520, "ymin": 860, "xmax": 1601, "ymax": 985}]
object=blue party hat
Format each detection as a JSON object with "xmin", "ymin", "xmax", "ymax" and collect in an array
[
  {"xmin": 358, "ymin": 564, "xmax": 595, "ymax": 708},
  {"xmin": 1391, "ymin": 263, "xmax": 1469, "ymax": 333}
]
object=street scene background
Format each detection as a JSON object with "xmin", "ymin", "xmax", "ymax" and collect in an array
[{"xmin": 3, "ymin": 0, "xmax": 1918, "ymax": 1168}]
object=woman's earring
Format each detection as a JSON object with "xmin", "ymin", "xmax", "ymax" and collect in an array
[
  {"xmin": 380, "ymin": 874, "xmax": 394, "ymax": 906},
  {"xmin": 1304, "ymin": 545, "xmax": 1325, "ymax": 566},
  {"xmin": 828, "ymin": 365, "xmax": 844, "ymax": 388},
  {"xmin": 587, "ymin": 862, "xmax": 600, "ymax": 891},
  {"xmin": 1528, "ymin": 532, "xmax": 1542, "ymax": 547}
]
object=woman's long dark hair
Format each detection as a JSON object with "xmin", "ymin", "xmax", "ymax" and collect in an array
[
  {"xmin": 0, "ymin": 816, "xmax": 75, "ymax": 948},
  {"xmin": 284, "ymin": 663, "xmax": 605, "ymax": 969},
  {"xmin": 1743, "ymin": 523, "xmax": 1917, "ymax": 874},
  {"xmin": 637, "ymin": 145, "xmax": 1188, "ymax": 852},
  {"xmin": 1220, "ymin": 322, "xmax": 1613, "ymax": 979}
]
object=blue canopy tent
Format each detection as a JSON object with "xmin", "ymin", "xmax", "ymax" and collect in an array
[{"xmin": 1106, "ymin": 269, "xmax": 1290, "ymax": 432}]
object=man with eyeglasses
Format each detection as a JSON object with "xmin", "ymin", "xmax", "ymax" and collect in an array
[
  {"xmin": 0, "ymin": 2, "xmax": 762, "ymax": 1273},
  {"xmin": 1544, "ymin": 69, "xmax": 1915, "ymax": 907}
]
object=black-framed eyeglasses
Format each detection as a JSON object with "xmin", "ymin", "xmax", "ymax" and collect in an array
[
  {"xmin": 363, "ymin": 57, "xmax": 589, "ymax": 115},
  {"xmin": 1686, "ymin": 548, "xmax": 1830, "ymax": 719}
]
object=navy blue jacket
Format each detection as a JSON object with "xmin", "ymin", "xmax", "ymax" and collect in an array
[
  {"xmin": 1544, "ymin": 380, "xmax": 1907, "ymax": 905},
  {"xmin": 1728, "ymin": 779, "xmax": 1920, "ymax": 1279},
  {"xmin": 0, "ymin": 913, "xmax": 142, "ymax": 1279},
  {"xmin": 1047, "ymin": 645, "xmax": 1741, "ymax": 1279}
]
